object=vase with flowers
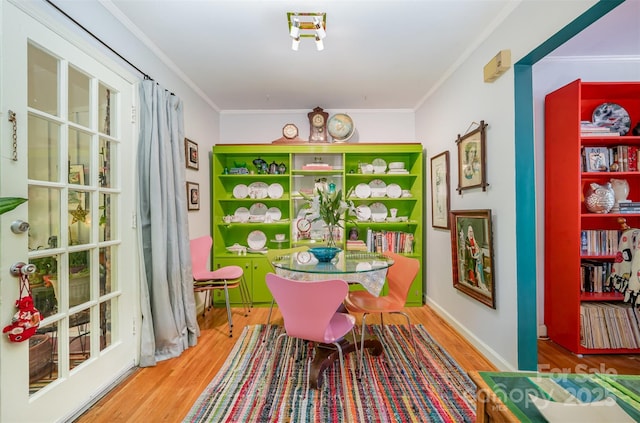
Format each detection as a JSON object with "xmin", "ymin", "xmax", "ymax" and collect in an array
[{"xmin": 300, "ymin": 185, "xmax": 355, "ymax": 261}]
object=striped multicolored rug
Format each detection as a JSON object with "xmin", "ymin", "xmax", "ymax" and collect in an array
[{"xmin": 184, "ymin": 324, "xmax": 476, "ymax": 422}]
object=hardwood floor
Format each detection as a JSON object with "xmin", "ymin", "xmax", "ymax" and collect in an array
[{"xmin": 75, "ymin": 304, "xmax": 640, "ymax": 422}]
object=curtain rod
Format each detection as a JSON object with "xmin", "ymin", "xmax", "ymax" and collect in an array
[{"xmin": 45, "ymin": 0, "xmax": 151, "ymax": 80}]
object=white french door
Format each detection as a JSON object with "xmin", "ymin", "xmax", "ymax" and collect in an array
[{"xmin": 1, "ymin": 2, "xmax": 138, "ymax": 421}]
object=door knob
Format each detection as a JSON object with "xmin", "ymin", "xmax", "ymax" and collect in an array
[
  {"xmin": 10, "ymin": 262, "xmax": 36, "ymax": 276},
  {"xmin": 10, "ymin": 220, "xmax": 29, "ymax": 234}
]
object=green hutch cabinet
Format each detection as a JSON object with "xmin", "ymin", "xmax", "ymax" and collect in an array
[{"xmin": 211, "ymin": 143, "xmax": 424, "ymax": 306}]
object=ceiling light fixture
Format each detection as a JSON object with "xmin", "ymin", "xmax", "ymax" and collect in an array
[{"xmin": 287, "ymin": 12, "xmax": 326, "ymax": 51}]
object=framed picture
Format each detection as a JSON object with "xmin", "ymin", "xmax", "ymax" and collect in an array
[
  {"xmin": 456, "ymin": 121, "xmax": 488, "ymax": 193},
  {"xmin": 583, "ymin": 146, "xmax": 609, "ymax": 172},
  {"xmin": 431, "ymin": 151, "xmax": 450, "ymax": 229},
  {"xmin": 449, "ymin": 209, "xmax": 496, "ymax": 308},
  {"xmin": 187, "ymin": 181, "xmax": 200, "ymax": 211},
  {"xmin": 185, "ymin": 138, "xmax": 199, "ymax": 170}
]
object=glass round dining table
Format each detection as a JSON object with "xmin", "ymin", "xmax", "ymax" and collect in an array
[
  {"xmin": 270, "ymin": 249, "xmax": 393, "ymax": 388},
  {"xmin": 270, "ymin": 250, "xmax": 394, "ymax": 297}
]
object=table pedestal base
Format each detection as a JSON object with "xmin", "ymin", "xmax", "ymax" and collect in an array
[{"xmin": 310, "ymin": 335, "xmax": 383, "ymax": 389}]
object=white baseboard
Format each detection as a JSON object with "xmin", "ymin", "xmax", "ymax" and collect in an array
[{"xmin": 426, "ymin": 298, "xmax": 515, "ymax": 371}]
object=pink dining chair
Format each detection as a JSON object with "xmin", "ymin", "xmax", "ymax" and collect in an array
[
  {"xmin": 190, "ymin": 235, "xmax": 251, "ymax": 337},
  {"xmin": 344, "ymin": 251, "xmax": 420, "ymax": 377},
  {"xmin": 265, "ymin": 273, "xmax": 358, "ymax": 396}
]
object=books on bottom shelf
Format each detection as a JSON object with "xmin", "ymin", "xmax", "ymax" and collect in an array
[
  {"xmin": 365, "ymin": 228, "xmax": 414, "ymax": 254},
  {"xmin": 580, "ymin": 302, "xmax": 640, "ymax": 350}
]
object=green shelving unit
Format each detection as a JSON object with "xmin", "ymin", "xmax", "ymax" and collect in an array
[{"xmin": 211, "ymin": 143, "xmax": 424, "ymax": 306}]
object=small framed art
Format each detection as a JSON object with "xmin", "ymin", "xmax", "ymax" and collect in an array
[
  {"xmin": 187, "ymin": 181, "xmax": 200, "ymax": 211},
  {"xmin": 430, "ymin": 151, "xmax": 450, "ymax": 229},
  {"xmin": 185, "ymin": 138, "xmax": 199, "ymax": 170},
  {"xmin": 449, "ymin": 209, "xmax": 495, "ymax": 308},
  {"xmin": 456, "ymin": 121, "xmax": 488, "ymax": 193},
  {"xmin": 583, "ymin": 146, "xmax": 609, "ymax": 172}
]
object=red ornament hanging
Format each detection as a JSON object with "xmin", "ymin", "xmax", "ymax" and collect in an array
[{"xmin": 3, "ymin": 272, "xmax": 41, "ymax": 342}]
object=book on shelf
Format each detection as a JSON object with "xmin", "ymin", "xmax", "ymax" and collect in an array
[{"xmin": 580, "ymin": 302, "xmax": 640, "ymax": 349}]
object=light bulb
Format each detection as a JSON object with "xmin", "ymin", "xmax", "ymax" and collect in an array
[
  {"xmin": 289, "ymin": 18, "xmax": 300, "ymax": 38},
  {"xmin": 313, "ymin": 16, "xmax": 326, "ymax": 39}
]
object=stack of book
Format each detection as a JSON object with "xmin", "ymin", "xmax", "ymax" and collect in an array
[
  {"xmin": 580, "ymin": 303, "xmax": 640, "ymax": 349},
  {"xmin": 618, "ymin": 202, "xmax": 640, "ymax": 214},
  {"xmin": 346, "ymin": 239, "xmax": 367, "ymax": 251},
  {"xmin": 580, "ymin": 121, "xmax": 620, "ymax": 137}
]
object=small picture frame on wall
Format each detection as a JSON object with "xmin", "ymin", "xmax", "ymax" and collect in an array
[
  {"xmin": 430, "ymin": 151, "xmax": 450, "ymax": 229},
  {"xmin": 456, "ymin": 121, "xmax": 488, "ymax": 193},
  {"xmin": 187, "ymin": 181, "xmax": 200, "ymax": 211},
  {"xmin": 449, "ymin": 209, "xmax": 496, "ymax": 309},
  {"xmin": 185, "ymin": 138, "xmax": 199, "ymax": 170}
]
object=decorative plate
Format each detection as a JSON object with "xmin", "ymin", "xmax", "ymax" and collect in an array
[
  {"xmin": 388, "ymin": 161, "xmax": 405, "ymax": 170},
  {"xmin": 369, "ymin": 202, "xmax": 388, "ymax": 222},
  {"xmin": 369, "ymin": 179, "xmax": 387, "ymax": 198},
  {"xmin": 267, "ymin": 183, "xmax": 284, "ymax": 199},
  {"xmin": 327, "ymin": 113, "xmax": 355, "ymax": 142},
  {"xmin": 355, "ymin": 204, "xmax": 371, "ymax": 221},
  {"xmin": 247, "ymin": 230, "xmax": 267, "ymax": 250},
  {"xmin": 592, "ymin": 102, "xmax": 631, "ymax": 135},
  {"xmin": 355, "ymin": 183, "xmax": 371, "ymax": 199},
  {"xmin": 234, "ymin": 206, "xmax": 250, "ymax": 222},
  {"xmin": 232, "ymin": 184, "xmax": 248, "ymax": 199},
  {"xmin": 248, "ymin": 182, "xmax": 269, "ymax": 199},
  {"xmin": 266, "ymin": 206, "xmax": 282, "ymax": 221},
  {"xmin": 372, "ymin": 158, "xmax": 387, "ymax": 174},
  {"xmin": 386, "ymin": 183, "xmax": 402, "ymax": 198},
  {"xmin": 249, "ymin": 202, "xmax": 267, "ymax": 216}
]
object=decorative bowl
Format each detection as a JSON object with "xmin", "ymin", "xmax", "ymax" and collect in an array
[{"xmin": 308, "ymin": 247, "xmax": 341, "ymax": 263}]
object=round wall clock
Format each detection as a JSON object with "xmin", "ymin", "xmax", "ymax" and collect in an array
[
  {"xmin": 308, "ymin": 106, "xmax": 328, "ymax": 143},
  {"xmin": 282, "ymin": 123, "xmax": 298, "ymax": 139}
]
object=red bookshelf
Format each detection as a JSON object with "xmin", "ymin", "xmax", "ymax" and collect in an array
[{"xmin": 545, "ymin": 79, "xmax": 640, "ymax": 355}]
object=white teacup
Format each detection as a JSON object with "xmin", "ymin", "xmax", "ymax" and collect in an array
[
  {"xmin": 275, "ymin": 234, "xmax": 285, "ymax": 241},
  {"xmin": 390, "ymin": 208, "xmax": 398, "ymax": 219}
]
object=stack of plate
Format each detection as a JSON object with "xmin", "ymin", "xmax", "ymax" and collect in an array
[{"xmin": 387, "ymin": 161, "xmax": 409, "ymax": 174}]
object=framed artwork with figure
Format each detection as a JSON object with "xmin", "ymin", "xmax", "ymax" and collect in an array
[
  {"xmin": 430, "ymin": 151, "xmax": 450, "ymax": 229},
  {"xmin": 449, "ymin": 209, "xmax": 495, "ymax": 308},
  {"xmin": 456, "ymin": 120, "xmax": 488, "ymax": 193},
  {"xmin": 185, "ymin": 138, "xmax": 199, "ymax": 170},
  {"xmin": 187, "ymin": 181, "xmax": 200, "ymax": 211}
]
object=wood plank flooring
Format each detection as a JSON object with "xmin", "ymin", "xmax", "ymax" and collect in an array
[{"xmin": 74, "ymin": 305, "xmax": 640, "ymax": 422}]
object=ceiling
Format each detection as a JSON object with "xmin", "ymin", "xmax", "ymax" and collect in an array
[{"xmin": 93, "ymin": 1, "xmax": 638, "ymax": 111}]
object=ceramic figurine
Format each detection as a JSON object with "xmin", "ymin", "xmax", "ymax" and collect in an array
[
  {"xmin": 610, "ymin": 178, "xmax": 630, "ymax": 212},
  {"xmin": 584, "ymin": 182, "xmax": 615, "ymax": 214}
]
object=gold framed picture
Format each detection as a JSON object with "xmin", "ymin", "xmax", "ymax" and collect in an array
[{"xmin": 449, "ymin": 209, "xmax": 495, "ymax": 308}]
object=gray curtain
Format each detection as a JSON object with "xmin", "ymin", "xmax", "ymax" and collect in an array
[{"xmin": 136, "ymin": 80, "xmax": 199, "ymax": 367}]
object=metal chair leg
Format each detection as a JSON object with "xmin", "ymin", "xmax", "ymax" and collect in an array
[{"xmin": 222, "ymin": 283, "xmax": 233, "ymax": 337}]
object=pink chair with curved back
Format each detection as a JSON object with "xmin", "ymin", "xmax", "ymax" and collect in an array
[
  {"xmin": 190, "ymin": 235, "xmax": 251, "ymax": 337},
  {"xmin": 265, "ymin": 273, "xmax": 358, "ymax": 396},
  {"xmin": 344, "ymin": 251, "xmax": 420, "ymax": 377}
]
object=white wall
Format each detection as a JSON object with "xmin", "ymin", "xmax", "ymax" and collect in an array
[
  {"xmin": 417, "ymin": 0, "xmax": 599, "ymax": 370},
  {"xmin": 220, "ymin": 109, "xmax": 415, "ymax": 143},
  {"xmin": 533, "ymin": 57, "xmax": 640, "ymax": 336}
]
